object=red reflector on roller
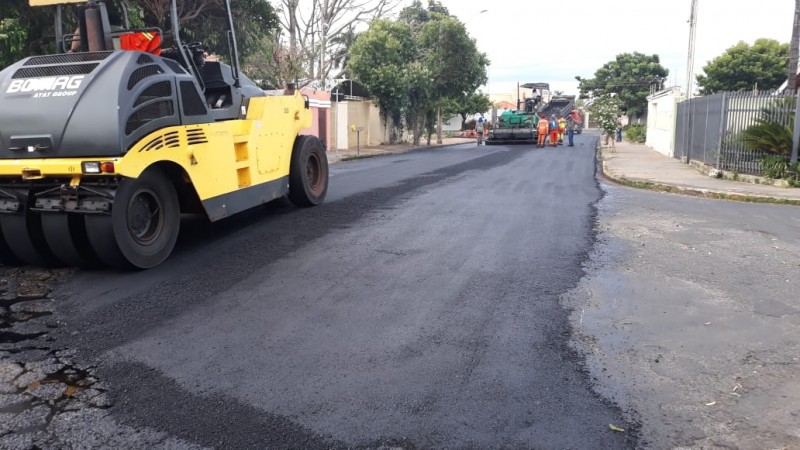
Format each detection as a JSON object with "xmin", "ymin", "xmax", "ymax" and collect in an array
[{"xmin": 100, "ymin": 162, "xmax": 115, "ymax": 173}]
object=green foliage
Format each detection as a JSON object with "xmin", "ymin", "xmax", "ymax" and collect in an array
[
  {"xmin": 329, "ymin": 25, "xmax": 358, "ymax": 79},
  {"xmin": 419, "ymin": 17, "xmax": 487, "ymax": 101},
  {"xmin": 625, "ymin": 124, "xmax": 646, "ymax": 143},
  {"xmin": 788, "ymin": 163, "xmax": 800, "ymax": 187},
  {"xmin": 696, "ymin": 39, "xmax": 789, "ymax": 95},
  {"xmin": 588, "ymin": 95, "xmax": 624, "ymax": 137},
  {"xmin": 760, "ymin": 154, "xmax": 791, "ymax": 179},
  {"xmin": 741, "ymin": 98, "xmax": 794, "ymax": 158},
  {"xmin": 349, "ymin": 19, "xmax": 416, "ymax": 140},
  {"xmin": 576, "ymin": 52, "xmax": 667, "ymax": 118},
  {"xmin": 352, "ymin": 3, "xmax": 488, "ymax": 144},
  {"xmin": 0, "ymin": 17, "xmax": 27, "ymax": 69},
  {"xmin": 0, "ymin": 0, "xmax": 57, "ymax": 70},
  {"xmin": 0, "ymin": 0, "xmax": 279, "ymax": 72},
  {"xmin": 404, "ymin": 60, "xmax": 434, "ymax": 141},
  {"xmin": 743, "ymin": 118, "xmax": 792, "ymax": 157},
  {"xmin": 451, "ymin": 92, "xmax": 491, "ymax": 129},
  {"xmin": 178, "ymin": 0, "xmax": 279, "ymax": 64}
]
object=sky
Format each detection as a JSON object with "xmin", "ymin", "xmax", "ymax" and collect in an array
[{"xmin": 399, "ymin": 0, "xmax": 796, "ymax": 98}]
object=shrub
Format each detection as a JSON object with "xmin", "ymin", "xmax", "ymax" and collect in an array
[
  {"xmin": 743, "ymin": 119, "xmax": 792, "ymax": 157},
  {"xmin": 788, "ymin": 162, "xmax": 800, "ymax": 187},
  {"xmin": 760, "ymin": 155, "xmax": 790, "ymax": 179},
  {"xmin": 625, "ymin": 124, "xmax": 646, "ymax": 143},
  {"xmin": 588, "ymin": 95, "xmax": 624, "ymax": 139}
]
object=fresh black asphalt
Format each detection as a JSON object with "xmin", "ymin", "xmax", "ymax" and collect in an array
[{"xmin": 46, "ymin": 133, "xmax": 636, "ymax": 448}]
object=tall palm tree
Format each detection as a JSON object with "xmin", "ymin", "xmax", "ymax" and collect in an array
[{"xmin": 329, "ymin": 25, "xmax": 358, "ymax": 79}]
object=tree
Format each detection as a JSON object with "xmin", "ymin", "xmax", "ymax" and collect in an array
[
  {"xmin": 328, "ymin": 24, "xmax": 358, "ymax": 79},
  {"xmin": 576, "ymin": 52, "xmax": 667, "ymax": 119},
  {"xmin": 0, "ymin": 13, "xmax": 28, "ymax": 69},
  {"xmin": 696, "ymin": 39, "xmax": 789, "ymax": 95},
  {"xmin": 0, "ymin": 0, "xmax": 58, "ymax": 70},
  {"xmin": 404, "ymin": 61, "xmax": 434, "ymax": 145},
  {"xmin": 348, "ymin": 19, "xmax": 416, "ymax": 143},
  {"xmin": 450, "ymin": 92, "xmax": 492, "ymax": 129},
  {"xmin": 274, "ymin": 0, "xmax": 402, "ymax": 87},
  {"xmin": 178, "ymin": 0, "xmax": 279, "ymax": 66},
  {"xmin": 0, "ymin": 0, "xmax": 279, "ymax": 73},
  {"xmin": 349, "ymin": 1, "xmax": 487, "ymax": 145},
  {"xmin": 588, "ymin": 95, "xmax": 623, "ymax": 141},
  {"xmin": 418, "ymin": 15, "xmax": 488, "ymax": 142}
]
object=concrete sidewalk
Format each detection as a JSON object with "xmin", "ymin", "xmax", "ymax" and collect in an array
[
  {"xmin": 600, "ymin": 141, "xmax": 800, "ymax": 204},
  {"xmin": 327, "ymin": 137, "xmax": 475, "ymax": 164}
]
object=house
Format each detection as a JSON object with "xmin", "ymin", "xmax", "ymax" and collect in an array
[{"xmin": 330, "ymin": 80, "xmax": 384, "ymax": 149}]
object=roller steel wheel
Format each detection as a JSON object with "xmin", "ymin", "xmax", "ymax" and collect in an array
[
  {"xmin": 41, "ymin": 214, "xmax": 101, "ymax": 268},
  {"xmin": 0, "ymin": 207, "xmax": 63, "ymax": 267},
  {"xmin": 86, "ymin": 168, "xmax": 180, "ymax": 270},
  {"xmin": 287, "ymin": 135, "xmax": 328, "ymax": 207},
  {"xmin": 0, "ymin": 220, "xmax": 21, "ymax": 266}
]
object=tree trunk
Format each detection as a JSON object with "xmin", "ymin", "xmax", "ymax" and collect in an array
[
  {"xmin": 789, "ymin": 0, "xmax": 800, "ymax": 95},
  {"xmin": 287, "ymin": 0, "xmax": 298, "ymax": 59},
  {"xmin": 412, "ymin": 119, "xmax": 421, "ymax": 146},
  {"xmin": 436, "ymin": 107, "xmax": 443, "ymax": 144}
]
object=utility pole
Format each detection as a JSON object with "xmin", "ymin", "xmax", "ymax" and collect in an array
[
  {"xmin": 792, "ymin": 0, "xmax": 800, "ymax": 164},
  {"xmin": 787, "ymin": 0, "xmax": 800, "ymax": 96},
  {"xmin": 684, "ymin": 0, "xmax": 699, "ymax": 164},
  {"xmin": 685, "ymin": 0, "xmax": 699, "ymax": 100}
]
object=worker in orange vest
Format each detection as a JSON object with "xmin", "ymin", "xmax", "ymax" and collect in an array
[
  {"xmin": 536, "ymin": 114, "xmax": 549, "ymax": 148},
  {"xmin": 548, "ymin": 115, "xmax": 559, "ymax": 147},
  {"xmin": 120, "ymin": 31, "xmax": 162, "ymax": 55}
]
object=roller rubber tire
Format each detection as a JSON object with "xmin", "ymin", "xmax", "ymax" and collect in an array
[
  {"xmin": 287, "ymin": 135, "xmax": 328, "ymax": 207},
  {"xmin": 41, "ymin": 214, "xmax": 102, "ymax": 269},
  {"xmin": 0, "ymin": 207, "xmax": 63, "ymax": 267},
  {"xmin": 86, "ymin": 168, "xmax": 180, "ymax": 270}
]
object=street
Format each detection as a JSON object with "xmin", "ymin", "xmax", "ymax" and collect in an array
[{"xmin": 1, "ymin": 132, "xmax": 798, "ymax": 448}]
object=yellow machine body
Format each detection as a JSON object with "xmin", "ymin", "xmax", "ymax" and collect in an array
[{"xmin": 0, "ymin": 93, "xmax": 312, "ymax": 221}]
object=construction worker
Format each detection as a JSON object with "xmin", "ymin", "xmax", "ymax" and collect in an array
[
  {"xmin": 548, "ymin": 115, "xmax": 559, "ymax": 147},
  {"xmin": 69, "ymin": 7, "xmax": 160, "ymax": 56},
  {"xmin": 119, "ymin": 30, "xmax": 162, "ymax": 55},
  {"xmin": 475, "ymin": 115, "xmax": 485, "ymax": 145},
  {"xmin": 566, "ymin": 113, "xmax": 577, "ymax": 147},
  {"xmin": 557, "ymin": 116, "xmax": 567, "ymax": 145},
  {"xmin": 536, "ymin": 114, "xmax": 549, "ymax": 148}
]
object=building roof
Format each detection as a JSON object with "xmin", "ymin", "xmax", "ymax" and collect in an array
[{"xmin": 495, "ymin": 100, "xmax": 515, "ymax": 110}]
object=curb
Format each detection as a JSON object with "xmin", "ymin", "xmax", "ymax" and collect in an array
[
  {"xmin": 600, "ymin": 160, "xmax": 800, "ymax": 206},
  {"xmin": 329, "ymin": 140, "xmax": 473, "ymax": 164}
]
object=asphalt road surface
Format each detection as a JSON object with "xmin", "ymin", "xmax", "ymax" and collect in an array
[
  {"xmin": 567, "ymin": 179, "xmax": 800, "ymax": 448},
  {"xmin": 1, "ymin": 132, "xmax": 637, "ymax": 448}
]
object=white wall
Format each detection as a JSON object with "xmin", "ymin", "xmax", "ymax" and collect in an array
[
  {"xmin": 646, "ymin": 87, "xmax": 683, "ymax": 157},
  {"xmin": 334, "ymin": 102, "xmax": 349, "ymax": 150},
  {"xmin": 442, "ymin": 115, "xmax": 462, "ymax": 132}
]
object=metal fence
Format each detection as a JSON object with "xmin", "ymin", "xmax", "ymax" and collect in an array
[{"xmin": 674, "ymin": 92, "xmax": 796, "ymax": 175}]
